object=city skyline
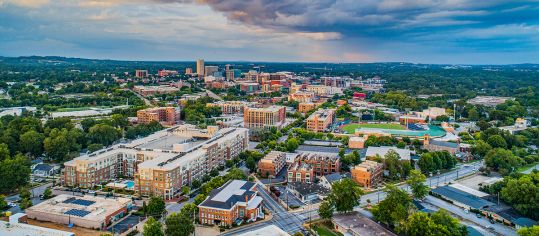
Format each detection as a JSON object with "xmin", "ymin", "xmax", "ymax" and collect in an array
[{"xmin": 1, "ymin": 0, "xmax": 539, "ymax": 64}]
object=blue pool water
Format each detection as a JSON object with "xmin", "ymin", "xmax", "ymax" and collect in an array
[{"xmin": 125, "ymin": 180, "xmax": 134, "ymax": 188}]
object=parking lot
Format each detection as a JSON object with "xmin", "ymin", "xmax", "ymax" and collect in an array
[{"xmin": 108, "ymin": 214, "xmax": 142, "ymax": 234}]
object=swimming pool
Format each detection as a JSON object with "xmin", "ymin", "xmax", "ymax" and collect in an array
[{"xmin": 124, "ymin": 180, "xmax": 134, "ymax": 189}]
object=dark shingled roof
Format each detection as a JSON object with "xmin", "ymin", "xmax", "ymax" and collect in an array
[
  {"xmin": 514, "ymin": 217, "xmax": 537, "ymax": 227},
  {"xmin": 431, "ymin": 186, "xmax": 495, "ymax": 209},
  {"xmin": 198, "ymin": 180, "xmax": 256, "ymax": 210},
  {"xmin": 33, "ymin": 163, "xmax": 54, "ymax": 172},
  {"xmin": 322, "ymin": 173, "xmax": 342, "ymax": 184},
  {"xmin": 429, "ymin": 140, "xmax": 459, "ymax": 149}
]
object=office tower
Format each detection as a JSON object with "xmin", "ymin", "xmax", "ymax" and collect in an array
[{"xmin": 196, "ymin": 59, "xmax": 204, "ymax": 77}]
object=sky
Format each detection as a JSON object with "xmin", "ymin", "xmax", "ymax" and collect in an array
[{"xmin": 0, "ymin": 0, "xmax": 539, "ymax": 64}]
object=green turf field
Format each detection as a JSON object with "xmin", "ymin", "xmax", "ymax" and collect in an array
[{"xmin": 341, "ymin": 123, "xmax": 405, "ymax": 134}]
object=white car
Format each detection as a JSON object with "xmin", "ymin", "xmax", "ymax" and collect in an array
[{"xmin": 7, "ymin": 202, "xmax": 17, "ymax": 208}]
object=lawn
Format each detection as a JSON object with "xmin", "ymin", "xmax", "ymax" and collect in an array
[
  {"xmin": 341, "ymin": 123, "xmax": 405, "ymax": 134},
  {"xmin": 56, "ymin": 106, "xmax": 110, "ymax": 112},
  {"xmin": 313, "ymin": 225, "xmax": 342, "ymax": 236}
]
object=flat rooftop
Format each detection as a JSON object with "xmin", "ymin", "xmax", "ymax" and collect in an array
[
  {"xmin": 26, "ymin": 194, "xmax": 130, "ymax": 222},
  {"xmin": 333, "ymin": 212, "xmax": 395, "ymax": 236},
  {"xmin": 0, "ymin": 221, "xmax": 74, "ymax": 236}
]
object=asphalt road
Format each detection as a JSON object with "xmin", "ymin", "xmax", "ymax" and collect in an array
[
  {"xmin": 359, "ymin": 161, "xmax": 483, "ymax": 206},
  {"xmin": 222, "ymin": 184, "xmax": 307, "ymax": 235},
  {"xmin": 6, "ymin": 183, "xmax": 52, "ymax": 214}
]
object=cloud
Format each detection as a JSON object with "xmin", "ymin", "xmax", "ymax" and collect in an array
[
  {"xmin": 0, "ymin": 0, "xmax": 49, "ymax": 8},
  {"xmin": 1, "ymin": 0, "xmax": 539, "ymax": 63}
]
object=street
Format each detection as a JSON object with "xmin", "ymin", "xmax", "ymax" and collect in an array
[
  {"xmin": 6, "ymin": 183, "xmax": 52, "ymax": 214},
  {"xmin": 359, "ymin": 161, "xmax": 483, "ymax": 206}
]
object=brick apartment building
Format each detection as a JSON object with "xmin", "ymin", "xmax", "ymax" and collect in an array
[
  {"xmin": 257, "ymin": 151, "xmax": 286, "ymax": 178},
  {"xmin": 294, "ymin": 152, "xmax": 340, "ymax": 177},
  {"xmin": 198, "ymin": 180, "xmax": 263, "ymax": 226},
  {"xmin": 306, "ymin": 108, "xmax": 336, "ymax": 132},
  {"xmin": 63, "ymin": 125, "xmax": 249, "ymax": 200},
  {"xmin": 298, "ymin": 102, "xmax": 318, "ymax": 113},
  {"xmin": 287, "ymin": 162, "xmax": 314, "ymax": 183},
  {"xmin": 243, "ymin": 106, "xmax": 286, "ymax": 129},
  {"xmin": 207, "ymin": 101, "xmax": 255, "ymax": 115},
  {"xmin": 288, "ymin": 91, "xmax": 316, "ymax": 103},
  {"xmin": 351, "ymin": 160, "xmax": 384, "ymax": 188},
  {"xmin": 137, "ymin": 107, "xmax": 181, "ymax": 126}
]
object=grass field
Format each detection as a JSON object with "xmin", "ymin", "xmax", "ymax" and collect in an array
[
  {"xmin": 56, "ymin": 106, "xmax": 109, "ymax": 112},
  {"xmin": 341, "ymin": 123, "xmax": 405, "ymax": 134},
  {"xmin": 313, "ymin": 225, "xmax": 342, "ymax": 236}
]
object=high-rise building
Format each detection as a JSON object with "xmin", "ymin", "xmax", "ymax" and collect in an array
[
  {"xmin": 243, "ymin": 106, "xmax": 286, "ymax": 129},
  {"xmin": 185, "ymin": 68, "xmax": 193, "ymax": 75},
  {"xmin": 225, "ymin": 64, "xmax": 234, "ymax": 81},
  {"xmin": 204, "ymin": 66, "xmax": 218, "ymax": 77},
  {"xmin": 135, "ymin": 70, "xmax": 148, "ymax": 78},
  {"xmin": 196, "ymin": 59, "xmax": 204, "ymax": 77}
]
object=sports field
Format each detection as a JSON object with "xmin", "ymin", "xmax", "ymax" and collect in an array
[{"xmin": 341, "ymin": 123, "xmax": 405, "ymax": 133}]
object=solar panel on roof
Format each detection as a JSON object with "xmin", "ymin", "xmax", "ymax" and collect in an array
[
  {"xmin": 63, "ymin": 198, "xmax": 95, "ymax": 206},
  {"xmin": 64, "ymin": 209, "xmax": 91, "ymax": 217}
]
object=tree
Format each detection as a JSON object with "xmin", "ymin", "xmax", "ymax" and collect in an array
[
  {"xmin": 165, "ymin": 212, "xmax": 194, "ymax": 236},
  {"xmin": 468, "ymin": 108, "xmax": 480, "ymax": 121},
  {"xmin": 286, "ymin": 138, "xmax": 299, "ymax": 152},
  {"xmin": 399, "ymin": 212, "xmax": 440, "ymax": 236},
  {"xmin": 147, "ymin": 197, "xmax": 166, "ymax": 219},
  {"xmin": 246, "ymin": 156, "xmax": 256, "ymax": 172},
  {"xmin": 191, "ymin": 179, "xmax": 201, "ymax": 189},
  {"xmin": 407, "ymin": 170, "xmax": 429, "ymax": 200},
  {"xmin": 430, "ymin": 210, "xmax": 468, "ymax": 236},
  {"xmin": 181, "ymin": 186, "xmax": 190, "ymax": 196},
  {"xmin": 318, "ymin": 200, "xmax": 334, "ymax": 220},
  {"xmin": 518, "ymin": 226, "xmax": 539, "ymax": 236},
  {"xmin": 0, "ymin": 154, "xmax": 31, "ymax": 192},
  {"xmin": 88, "ymin": 124, "xmax": 121, "ymax": 146},
  {"xmin": 44, "ymin": 134, "xmax": 69, "ymax": 162},
  {"xmin": 372, "ymin": 185, "xmax": 412, "ymax": 227},
  {"xmin": 43, "ymin": 187, "xmax": 53, "ymax": 199},
  {"xmin": 485, "ymin": 148, "xmax": 522, "ymax": 175},
  {"xmin": 487, "ymin": 134, "xmax": 507, "ymax": 149},
  {"xmin": 143, "ymin": 217, "xmax": 164, "ymax": 236},
  {"xmin": 19, "ymin": 130, "xmax": 45, "ymax": 157},
  {"xmin": 472, "ymin": 140, "xmax": 492, "ymax": 157},
  {"xmin": 329, "ymin": 179, "xmax": 363, "ymax": 213},
  {"xmin": 88, "ymin": 143, "xmax": 104, "ymax": 153},
  {"xmin": 384, "ymin": 150, "xmax": 407, "ymax": 180},
  {"xmin": 0, "ymin": 195, "xmax": 8, "ymax": 210},
  {"xmin": 19, "ymin": 197, "xmax": 33, "ymax": 209},
  {"xmin": 500, "ymin": 174, "xmax": 539, "ymax": 219}
]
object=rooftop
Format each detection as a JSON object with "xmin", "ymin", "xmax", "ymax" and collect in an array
[
  {"xmin": 332, "ymin": 212, "xmax": 396, "ymax": 236},
  {"xmin": 236, "ymin": 225, "xmax": 289, "ymax": 236},
  {"xmin": 26, "ymin": 194, "xmax": 131, "ymax": 222},
  {"xmin": 199, "ymin": 180, "xmax": 258, "ymax": 210},
  {"xmin": 431, "ymin": 185, "xmax": 495, "ymax": 209},
  {"xmin": 288, "ymin": 182, "xmax": 330, "ymax": 197},
  {"xmin": 0, "ymin": 221, "xmax": 75, "ymax": 236},
  {"xmin": 366, "ymin": 146, "xmax": 411, "ymax": 160}
]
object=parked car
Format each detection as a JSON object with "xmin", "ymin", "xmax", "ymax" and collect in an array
[
  {"xmin": 7, "ymin": 202, "xmax": 17, "ymax": 208},
  {"xmin": 476, "ymin": 213, "xmax": 482, "ymax": 218}
]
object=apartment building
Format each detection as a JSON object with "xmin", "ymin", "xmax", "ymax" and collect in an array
[
  {"xmin": 351, "ymin": 160, "xmax": 384, "ymax": 188},
  {"xmin": 288, "ymin": 91, "xmax": 316, "ymax": 103},
  {"xmin": 135, "ymin": 70, "xmax": 148, "ymax": 78},
  {"xmin": 243, "ymin": 106, "xmax": 286, "ymax": 129},
  {"xmin": 257, "ymin": 151, "xmax": 286, "ymax": 178},
  {"xmin": 298, "ymin": 102, "xmax": 318, "ymax": 113},
  {"xmin": 133, "ymin": 85, "xmax": 180, "ymax": 96},
  {"xmin": 295, "ymin": 152, "xmax": 340, "ymax": 177},
  {"xmin": 305, "ymin": 85, "xmax": 343, "ymax": 97},
  {"xmin": 137, "ymin": 107, "xmax": 181, "ymax": 126},
  {"xmin": 306, "ymin": 108, "xmax": 336, "ymax": 132},
  {"xmin": 63, "ymin": 125, "xmax": 249, "ymax": 200},
  {"xmin": 207, "ymin": 101, "xmax": 255, "ymax": 115},
  {"xmin": 198, "ymin": 180, "xmax": 263, "ymax": 226},
  {"xmin": 287, "ymin": 162, "xmax": 314, "ymax": 183}
]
